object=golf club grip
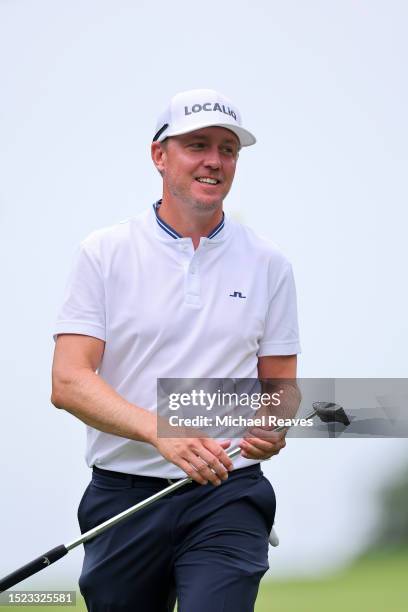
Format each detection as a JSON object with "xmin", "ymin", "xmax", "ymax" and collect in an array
[{"xmin": 0, "ymin": 545, "xmax": 68, "ymax": 593}]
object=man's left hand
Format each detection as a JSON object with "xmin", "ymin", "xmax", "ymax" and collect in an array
[{"xmin": 239, "ymin": 429, "xmax": 286, "ymax": 460}]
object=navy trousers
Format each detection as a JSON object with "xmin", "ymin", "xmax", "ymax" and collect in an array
[{"xmin": 78, "ymin": 464, "xmax": 276, "ymax": 612}]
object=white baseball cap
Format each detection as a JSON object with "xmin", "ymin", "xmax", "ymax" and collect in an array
[{"xmin": 152, "ymin": 89, "xmax": 256, "ymax": 147}]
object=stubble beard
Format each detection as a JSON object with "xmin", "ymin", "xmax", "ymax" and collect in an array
[{"xmin": 168, "ymin": 182, "xmax": 224, "ymax": 214}]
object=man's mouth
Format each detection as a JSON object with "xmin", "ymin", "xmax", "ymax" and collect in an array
[{"xmin": 195, "ymin": 177, "xmax": 221, "ymax": 185}]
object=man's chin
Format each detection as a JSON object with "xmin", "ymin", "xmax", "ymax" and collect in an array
[
  {"xmin": 190, "ymin": 190, "xmax": 227, "ymax": 210},
  {"xmin": 191, "ymin": 199, "xmax": 222, "ymax": 212}
]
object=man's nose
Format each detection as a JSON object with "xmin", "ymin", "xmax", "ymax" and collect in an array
[{"xmin": 203, "ymin": 147, "xmax": 222, "ymax": 169}]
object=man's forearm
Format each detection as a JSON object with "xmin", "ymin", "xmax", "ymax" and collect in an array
[
  {"xmin": 51, "ymin": 369, "xmax": 156, "ymax": 445},
  {"xmin": 257, "ymin": 379, "xmax": 302, "ymax": 423}
]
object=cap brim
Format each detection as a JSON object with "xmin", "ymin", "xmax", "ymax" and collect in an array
[{"xmin": 163, "ymin": 122, "xmax": 256, "ymax": 147}]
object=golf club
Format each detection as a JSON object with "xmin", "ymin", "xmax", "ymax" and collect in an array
[{"xmin": 0, "ymin": 402, "xmax": 350, "ymax": 592}]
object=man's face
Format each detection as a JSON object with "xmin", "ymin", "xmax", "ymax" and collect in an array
[{"xmin": 152, "ymin": 127, "xmax": 240, "ymax": 212}]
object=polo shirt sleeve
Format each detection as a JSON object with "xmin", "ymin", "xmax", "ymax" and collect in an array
[
  {"xmin": 53, "ymin": 239, "xmax": 106, "ymax": 342},
  {"xmin": 258, "ymin": 261, "xmax": 301, "ymax": 356}
]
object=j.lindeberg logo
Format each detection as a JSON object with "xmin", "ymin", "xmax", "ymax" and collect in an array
[
  {"xmin": 184, "ymin": 102, "xmax": 237, "ymax": 121},
  {"xmin": 229, "ymin": 291, "xmax": 246, "ymax": 299}
]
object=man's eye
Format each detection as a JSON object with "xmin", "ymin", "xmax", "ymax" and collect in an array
[
  {"xmin": 222, "ymin": 147, "xmax": 236, "ymax": 156},
  {"xmin": 189, "ymin": 143, "xmax": 205, "ymax": 149}
]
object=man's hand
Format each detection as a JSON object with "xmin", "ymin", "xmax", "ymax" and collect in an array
[
  {"xmin": 239, "ymin": 428, "xmax": 286, "ymax": 460},
  {"xmin": 153, "ymin": 437, "xmax": 233, "ymax": 486}
]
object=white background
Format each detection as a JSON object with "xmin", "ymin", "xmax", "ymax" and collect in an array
[{"xmin": 1, "ymin": 0, "xmax": 407, "ymax": 586}]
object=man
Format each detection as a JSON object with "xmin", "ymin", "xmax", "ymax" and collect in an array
[{"xmin": 51, "ymin": 89, "xmax": 301, "ymax": 611}]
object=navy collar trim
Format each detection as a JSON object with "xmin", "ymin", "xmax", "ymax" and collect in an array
[
  {"xmin": 153, "ymin": 201, "xmax": 182, "ymax": 238},
  {"xmin": 208, "ymin": 216, "xmax": 224, "ymax": 238},
  {"xmin": 153, "ymin": 200, "xmax": 224, "ymax": 240}
]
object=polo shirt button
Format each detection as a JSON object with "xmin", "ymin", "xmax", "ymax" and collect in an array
[{"xmin": 190, "ymin": 267, "xmax": 196, "ymax": 274}]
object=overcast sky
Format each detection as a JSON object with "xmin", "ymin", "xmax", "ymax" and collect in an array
[{"xmin": 1, "ymin": 0, "xmax": 407, "ymax": 586}]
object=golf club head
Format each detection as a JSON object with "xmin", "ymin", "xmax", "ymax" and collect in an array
[{"xmin": 312, "ymin": 402, "xmax": 350, "ymax": 426}]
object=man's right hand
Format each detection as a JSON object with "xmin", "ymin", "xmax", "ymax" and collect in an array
[{"xmin": 153, "ymin": 436, "xmax": 233, "ymax": 486}]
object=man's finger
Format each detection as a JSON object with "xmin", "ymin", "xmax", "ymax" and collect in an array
[
  {"xmin": 246, "ymin": 428, "xmax": 286, "ymax": 442},
  {"xmin": 177, "ymin": 457, "xmax": 208, "ymax": 485},
  {"xmin": 240, "ymin": 436, "xmax": 286, "ymax": 459},
  {"xmin": 194, "ymin": 449, "xmax": 229, "ymax": 483},
  {"xmin": 203, "ymin": 440, "xmax": 234, "ymax": 472},
  {"xmin": 186, "ymin": 452, "xmax": 224, "ymax": 486},
  {"xmin": 243, "ymin": 437, "xmax": 274, "ymax": 450}
]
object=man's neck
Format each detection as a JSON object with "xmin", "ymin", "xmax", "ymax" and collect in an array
[{"xmin": 158, "ymin": 196, "xmax": 223, "ymax": 250}]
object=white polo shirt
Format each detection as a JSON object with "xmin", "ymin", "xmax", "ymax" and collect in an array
[{"xmin": 54, "ymin": 203, "xmax": 301, "ymax": 478}]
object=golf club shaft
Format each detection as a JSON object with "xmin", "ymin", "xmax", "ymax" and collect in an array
[
  {"xmin": 67, "ymin": 446, "xmax": 245, "ymax": 550},
  {"xmin": 0, "ymin": 447, "xmax": 243, "ymax": 592},
  {"xmin": 65, "ymin": 415, "xmax": 318, "ymax": 551},
  {"xmin": 0, "ymin": 409, "xmax": 318, "ymax": 592}
]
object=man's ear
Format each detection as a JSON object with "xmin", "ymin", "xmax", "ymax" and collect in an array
[{"xmin": 151, "ymin": 141, "xmax": 167, "ymax": 176}]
